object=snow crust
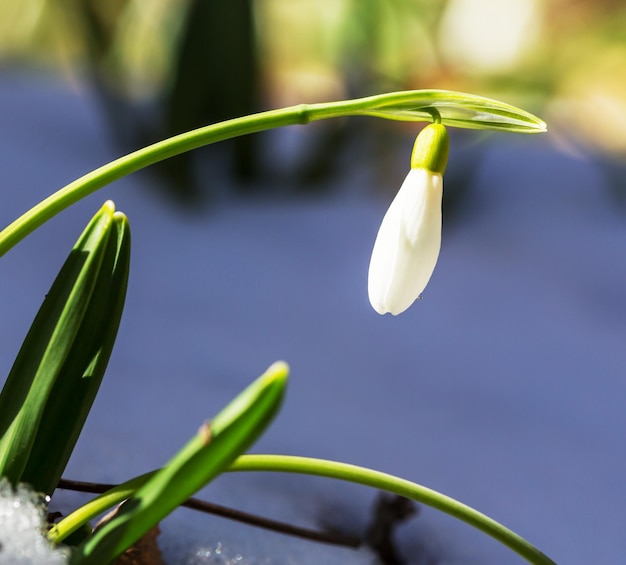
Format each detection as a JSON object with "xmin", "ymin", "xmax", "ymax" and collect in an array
[{"xmin": 0, "ymin": 479, "xmax": 69, "ymax": 564}]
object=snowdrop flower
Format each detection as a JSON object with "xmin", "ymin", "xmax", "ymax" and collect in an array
[{"xmin": 368, "ymin": 123, "xmax": 449, "ymax": 315}]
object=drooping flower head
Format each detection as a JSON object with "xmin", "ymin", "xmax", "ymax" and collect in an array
[{"xmin": 368, "ymin": 123, "xmax": 450, "ymax": 315}]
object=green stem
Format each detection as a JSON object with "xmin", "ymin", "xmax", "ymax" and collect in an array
[
  {"xmin": 51, "ymin": 454, "xmax": 555, "ymax": 565},
  {"xmin": 0, "ymin": 89, "xmax": 545, "ymax": 258},
  {"xmin": 48, "ymin": 472, "xmax": 153, "ymax": 543},
  {"xmin": 0, "ymin": 105, "xmax": 321, "ymax": 258},
  {"xmin": 0, "ymin": 98, "xmax": 383, "ymax": 259},
  {"xmin": 229, "ymin": 455, "xmax": 556, "ymax": 565}
]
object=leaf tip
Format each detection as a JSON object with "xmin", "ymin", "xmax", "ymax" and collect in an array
[
  {"xmin": 102, "ymin": 200, "xmax": 116, "ymax": 214},
  {"xmin": 263, "ymin": 361, "xmax": 289, "ymax": 388}
]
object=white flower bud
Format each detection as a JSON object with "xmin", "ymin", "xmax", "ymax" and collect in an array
[{"xmin": 368, "ymin": 124, "xmax": 449, "ymax": 315}]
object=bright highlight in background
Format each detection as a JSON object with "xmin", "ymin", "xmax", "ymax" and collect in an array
[{"xmin": 439, "ymin": 0, "xmax": 541, "ymax": 72}]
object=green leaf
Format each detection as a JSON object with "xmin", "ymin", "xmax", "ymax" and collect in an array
[
  {"xmin": 0, "ymin": 202, "xmax": 125, "ymax": 488},
  {"xmin": 70, "ymin": 362, "xmax": 288, "ymax": 565},
  {"xmin": 19, "ymin": 210, "xmax": 130, "ymax": 494}
]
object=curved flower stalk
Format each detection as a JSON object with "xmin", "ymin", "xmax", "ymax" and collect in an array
[
  {"xmin": 0, "ymin": 90, "xmax": 544, "ymax": 260},
  {"xmin": 368, "ymin": 123, "xmax": 449, "ymax": 315}
]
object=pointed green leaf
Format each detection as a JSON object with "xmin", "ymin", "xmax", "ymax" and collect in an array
[
  {"xmin": 0, "ymin": 202, "xmax": 117, "ymax": 485},
  {"xmin": 20, "ymin": 211, "xmax": 130, "ymax": 494},
  {"xmin": 70, "ymin": 362, "xmax": 288, "ymax": 565}
]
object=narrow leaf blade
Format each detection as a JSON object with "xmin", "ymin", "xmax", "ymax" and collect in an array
[
  {"xmin": 0, "ymin": 202, "xmax": 115, "ymax": 484},
  {"xmin": 20, "ymin": 211, "xmax": 131, "ymax": 494},
  {"xmin": 71, "ymin": 362, "xmax": 288, "ymax": 565}
]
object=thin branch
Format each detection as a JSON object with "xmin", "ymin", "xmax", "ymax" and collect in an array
[{"xmin": 56, "ymin": 477, "xmax": 361, "ymax": 549}]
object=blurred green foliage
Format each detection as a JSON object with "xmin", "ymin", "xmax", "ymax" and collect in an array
[{"xmin": 2, "ymin": 0, "xmax": 626, "ymax": 201}]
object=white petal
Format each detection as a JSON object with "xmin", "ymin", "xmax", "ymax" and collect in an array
[{"xmin": 368, "ymin": 168, "xmax": 442, "ymax": 315}]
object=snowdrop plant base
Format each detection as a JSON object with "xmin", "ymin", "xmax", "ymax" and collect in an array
[{"xmin": 0, "ymin": 89, "xmax": 554, "ymax": 564}]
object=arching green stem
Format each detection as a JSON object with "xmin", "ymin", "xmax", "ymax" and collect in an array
[
  {"xmin": 52, "ymin": 454, "xmax": 555, "ymax": 565},
  {"xmin": 228, "ymin": 455, "xmax": 556, "ymax": 565},
  {"xmin": 0, "ymin": 90, "xmax": 544, "ymax": 258}
]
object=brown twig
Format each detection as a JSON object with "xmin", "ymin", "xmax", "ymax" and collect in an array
[{"xmin": 56, "ymin": 477, "xmax": 361, "ymax": 549}]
